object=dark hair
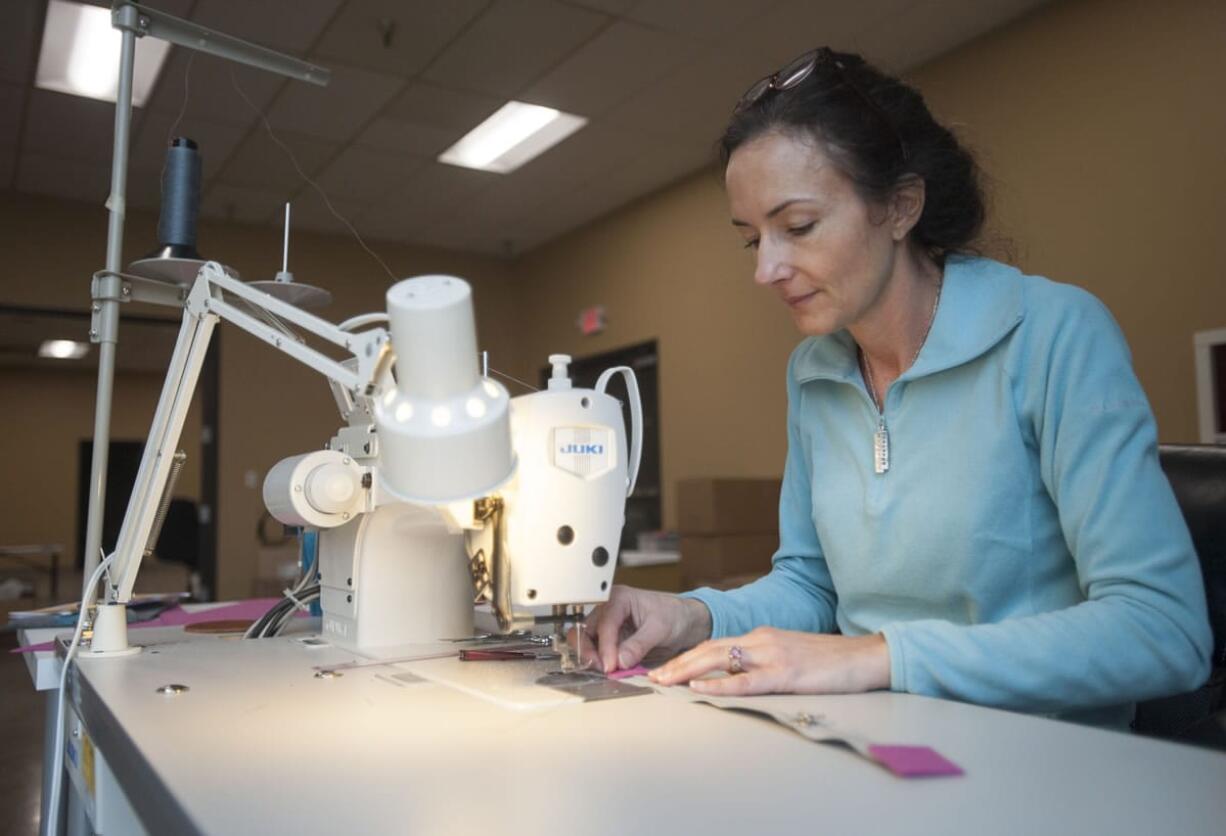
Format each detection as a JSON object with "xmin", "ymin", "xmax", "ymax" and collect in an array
[{"xmin": 719, "ymin": 49, "xmax": 984, "ymax": 261}]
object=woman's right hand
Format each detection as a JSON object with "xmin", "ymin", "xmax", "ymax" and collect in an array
[{"xmin": 575, "ymin": 585, "xmax": 712, "ymax": 674}]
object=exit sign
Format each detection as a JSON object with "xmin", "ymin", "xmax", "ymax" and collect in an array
[{"xmin": 578, "ymin": 305, "xmax": 606, "ymax": 336}]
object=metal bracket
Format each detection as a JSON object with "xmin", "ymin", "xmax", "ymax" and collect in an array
[{"xmin": 112, "ymin": 2, "xmax": 331, "ymax": 87}]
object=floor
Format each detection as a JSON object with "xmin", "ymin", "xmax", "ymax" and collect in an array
[
  {"xmin": 1, "ymin": 558, "xmax": 192, "ymax": 836},
  {"xmin": 1, "ymin": 627, "xmax": 45, "ymax": 836}
]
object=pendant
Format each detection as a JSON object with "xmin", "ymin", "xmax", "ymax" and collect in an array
[{"xmin": 873, "ymin": 418, "xmax": 890, "ymax": 474}]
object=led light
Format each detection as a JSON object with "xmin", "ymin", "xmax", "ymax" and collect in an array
[
  {"xmin": 431, "ymin": 406, "xmax": 452, "ymax": 428},
  {"xmin": 465, "ymin": 397, "xmax": 487, "ymax": 419},
  {"xmin": 382, "ymin": 389, "xmax": 397, "ymax": 407},
  {"xmin": 394, "ymin": 402, "xmax": 413, "ymax": 423},
  {"xmin": 439, "ymin": 101, "xmax": 587, "ymax": 174},
  {"xmin": 483, "ymin": 380, "xmax": 501, "ymax": 398},
  {"xmin": 39, "ymin": 340, "xmax": 90, "ymax": 360},
  {"xmin": 36, "ymin": 0, "xmax": 171, "ymax": 107}
]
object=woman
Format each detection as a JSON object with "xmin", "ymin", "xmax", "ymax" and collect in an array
[{"xmin": 580, "ymin": 48, "xmax": 1211, "ymax": 728}]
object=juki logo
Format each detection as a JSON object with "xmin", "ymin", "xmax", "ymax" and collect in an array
[{"xmin": 560, "ymin": 443, "xmax": 604, "ymax": 455}]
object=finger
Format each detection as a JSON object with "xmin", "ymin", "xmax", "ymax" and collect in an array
[
  {"xmin": 688, "ymin": 670, "xmax": 770, "ymax": 697},
  {"xmin": 593, "ymin": 595, "xmax": 633, "ymax": 673},
  {"xmin": 614, "ymin": 618, "xmax": 671, "ymax": 672},
  {"xmin": 650, "ymin": 639, "xmax": 737, "ymax": 686}
]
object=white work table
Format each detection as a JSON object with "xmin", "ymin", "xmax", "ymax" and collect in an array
[{"xmin": 20, "ymin": 615, "xmax": 1226, "ymax": 836}]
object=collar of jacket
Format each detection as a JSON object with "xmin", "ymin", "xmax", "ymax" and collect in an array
[{"xmin": 792, "ymin": 255, "xmax": 1026, "ymax": 386}]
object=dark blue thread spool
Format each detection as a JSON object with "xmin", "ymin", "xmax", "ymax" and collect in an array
[{"xmin": 157, "ymin": 136, "xmax": 201, "ymax": 255}]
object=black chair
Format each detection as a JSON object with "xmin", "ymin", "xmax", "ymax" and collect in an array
[{"xmin": 1132, "ymin": 444, "xmax": 1226, "ymax": 748}]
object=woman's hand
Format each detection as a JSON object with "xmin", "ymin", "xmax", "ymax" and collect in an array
[
  {"xmin": 648, "ymin": 626, "xmax": 892, "ymax": 696},
  {"xmin": 575, "ymin": 585, "xmax": 712, "ymax": 673}
]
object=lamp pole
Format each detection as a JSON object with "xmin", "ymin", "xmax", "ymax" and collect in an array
[{"xmin": 81, "ymin": 6, "xmax": 140, "ymax": 590}]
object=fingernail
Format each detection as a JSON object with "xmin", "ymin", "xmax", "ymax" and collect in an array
[{"xmin": 618, "ymin": 651, "xmax": 632, "ymax": 670}]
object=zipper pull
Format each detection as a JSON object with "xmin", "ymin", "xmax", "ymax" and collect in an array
[{"xmin": 873, "ymin": 415, "xmax": 890, "ymax": 474}]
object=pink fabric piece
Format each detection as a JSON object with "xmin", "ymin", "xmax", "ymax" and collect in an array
[
  {"xmin": 867, "ymin": 744, "xmax": 963, "ymax": 778},
  {"xmin": 11, "ymin": 598, "xmax": 306, "ymax": 653},
  {"xmin": 608, "ymin": 665, "xmax": 650, "ymax": 680}
]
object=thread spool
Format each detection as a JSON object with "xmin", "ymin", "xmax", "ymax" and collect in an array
[
  {"xmin": 128, "ymin": 136, "xmax": 233, "ymax": 284},
  {"xmin": 157, "ymin": 137, "xmax": 201, "ymax": 254}
]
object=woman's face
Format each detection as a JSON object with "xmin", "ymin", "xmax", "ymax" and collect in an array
[{"xmin": 725, "ymin": 131, "xmax": 898, "ymax": 336}]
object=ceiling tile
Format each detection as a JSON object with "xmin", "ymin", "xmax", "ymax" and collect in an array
[
  {"xmin": 216, "ymin": 130, "xmax": 340, "ymax": 194},
  {"xmin": 508, "ymin": 133, "xmax": 715, "ymax": 251},
  {"xmin": 312, "ymin": 145, "xmax": 429, "ymax": 202},
  {"xmin": 600, "ymin": 47, "xmax": 760, "ymax": 140},
  {"xmin": 382, "ymin": 82, "xmax": 502, "ymax": 133},
  {"xmin": 473, "ymin": 122, "xmax": 640, "ymax": 210},
  {"xmin": 358, "ymin": 162, "xmax": 499, "ymax": 239},
  {"xmin": 0, "ymin": 83, "xmax": 26, "ymax": 149},
  {"xmin": 265, "ymin": 64, "xmax": 404, "ymax": 142},
  {"xmin": 406, "ymin": 222, "xmax": 514, "ymax": 258},
  {"xmin": 566, "ymin": 0, "xmax": 637, "ymax": 14},
  {"xmin": 191, "ymin": 0, "xmax": 344, "ymax": 53},
  {"xmin": 353, "ymin": 117, "xmax": 460, "ymax": 158},
  {"xmin": 145, "ymin": 52, "xmax": 283, "ymax": 127},
  {"xmin": 130, "ymin": 114, "xmax": 248, "ymax": 185},
  {"xmin": 21, "ymin": 89, "xmax": 134, "ymax": 164},
  {"xmin": 312, "ymin": 0, "xmax": 487, "ymax": 77},
  {"xmin": 520, "ymin": 21, "xmax": 699, "ymax": 117},
  {"xmin": 16, "ymin": 153, "xmax": 113, "ymax": 205},
  {"xmin": 423, "ymin": 0, "xmax": 610, "ymax": 97},
  {"xmin": 277, "ymin": 189, "xmax": 367, "ymax": 240},
  {"xmin": 625, "ymin": 0, "xmax": 785, "ymax": 42},
  {"xmin": 200, "ymin": 182, "xmax": 285, "ymax": 225},
  {"xmin": 400, "ymin": 161, "xmax": 501, "ymax": 208},
  {"xmin": 0, "ymin": 0, "xmax": 40, "ymax": 84}
]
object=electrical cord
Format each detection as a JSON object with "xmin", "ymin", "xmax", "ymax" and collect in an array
[
  {"xmin": 245, "ymin": 585, "xmax": 320, "ymax": 639},
  {"xmin": 46, "ymin": 550, "xmax": 117, "ymax": 836},
  {"xmin": 244, "ymin": 536, "xmax": 320, "ymax": 639}
]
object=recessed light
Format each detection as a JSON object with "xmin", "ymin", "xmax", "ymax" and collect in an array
[
  {"xmin": 39, "ymin": 339, "xmax": 91, "ymax": 360},
  {"xmin": 35, "ymin": 0, "xmax": 171, "ymax": 107},
  {"xmin": 439, "ymin": 101, "xmax": 587, "ymax": 174}
]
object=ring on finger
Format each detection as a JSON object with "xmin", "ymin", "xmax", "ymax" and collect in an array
[{"xmin": 728, "ymin": 644, "xmax": 745, "ymax": 675}]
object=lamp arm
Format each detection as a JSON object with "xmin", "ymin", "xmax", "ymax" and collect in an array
[
  {"xmin": 197, "ymin": 262, "xmax": 390, "ymax": 398},
  {"xmin": 106, "ymin": 263, "xmax": 391, "ymax": 603}
]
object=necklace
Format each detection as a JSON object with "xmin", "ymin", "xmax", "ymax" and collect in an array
[{"xmin": 859, "ymin": 275, "xmax": 943, "ymax": 475}]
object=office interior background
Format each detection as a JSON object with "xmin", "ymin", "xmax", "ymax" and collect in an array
[{"xmin": 0, "ymin": 0, "xmax": 1224, "ymax": 832}]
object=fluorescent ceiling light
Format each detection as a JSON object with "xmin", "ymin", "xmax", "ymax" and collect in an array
[
  {"xmin": 39, "ymin": 339, "xmax": 90, "ymax": 360},
  {"xmin": 439, "ymin": 101, "xmax": 587, "ymax": 174},
  {"xmin": 36, "ymin": 0, "xmax": 171, "ymax": 107}
]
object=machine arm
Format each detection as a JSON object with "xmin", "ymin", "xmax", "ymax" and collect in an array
[{"xmin": 106, "ymin": 262, "xmax": 389, "ymax": 602}]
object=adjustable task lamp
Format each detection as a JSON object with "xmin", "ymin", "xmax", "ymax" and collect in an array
[{"xmin": 375, "ymin": 276, "xmax": 514, "ymax": 503}]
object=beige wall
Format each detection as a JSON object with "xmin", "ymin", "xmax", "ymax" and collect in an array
[
  {"xmin": 0, "ymin": 366, "xmax": 202, "ymax": 553},
  {"xmin": 513, "ymin": 0, "xmax": 1226, "ymax": 528},
  {"xmin": 0, "ymin": 192, "xmax": 518, "ymax": 599}
]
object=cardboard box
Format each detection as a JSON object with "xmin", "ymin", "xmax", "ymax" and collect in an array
[
  {"xmin": 676, "ymin": 478, "xmax": 781, "ymax": 535},
  {"xmin": 680, "ymin": 533, "xmax": 778, "ymax": 588},
  {"xmin": 614, "ymin": 561, "xmax": 683, "ymax": 593}
]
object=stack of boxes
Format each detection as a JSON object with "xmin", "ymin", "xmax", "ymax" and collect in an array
[{"xmin": 676, "ymin": 477, "xmax": 782, "ymax": 590}]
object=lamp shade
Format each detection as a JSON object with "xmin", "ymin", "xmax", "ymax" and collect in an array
[{"xmin": 373, "ymin": 276, "xmax": 514, "ymax": 503}]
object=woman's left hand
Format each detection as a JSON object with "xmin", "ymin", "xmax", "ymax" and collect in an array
[{"xmin": 647, "ymin": 627, "xmax": 892, "ymax": 697}]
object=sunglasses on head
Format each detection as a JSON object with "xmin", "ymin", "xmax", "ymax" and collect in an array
[{"xmin": 735, "ymin": 47, "xmax": 910, "ymax": 163}]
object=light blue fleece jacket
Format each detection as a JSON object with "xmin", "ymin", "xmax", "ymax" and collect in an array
[{"xmin": 683, "ymin": 256, "xmax": 1212, "ymax": 728}]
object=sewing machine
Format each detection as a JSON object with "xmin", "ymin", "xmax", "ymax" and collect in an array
[{"xmin": 89, "ymin": 261, "xmax": 641, "ymax": 665}]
